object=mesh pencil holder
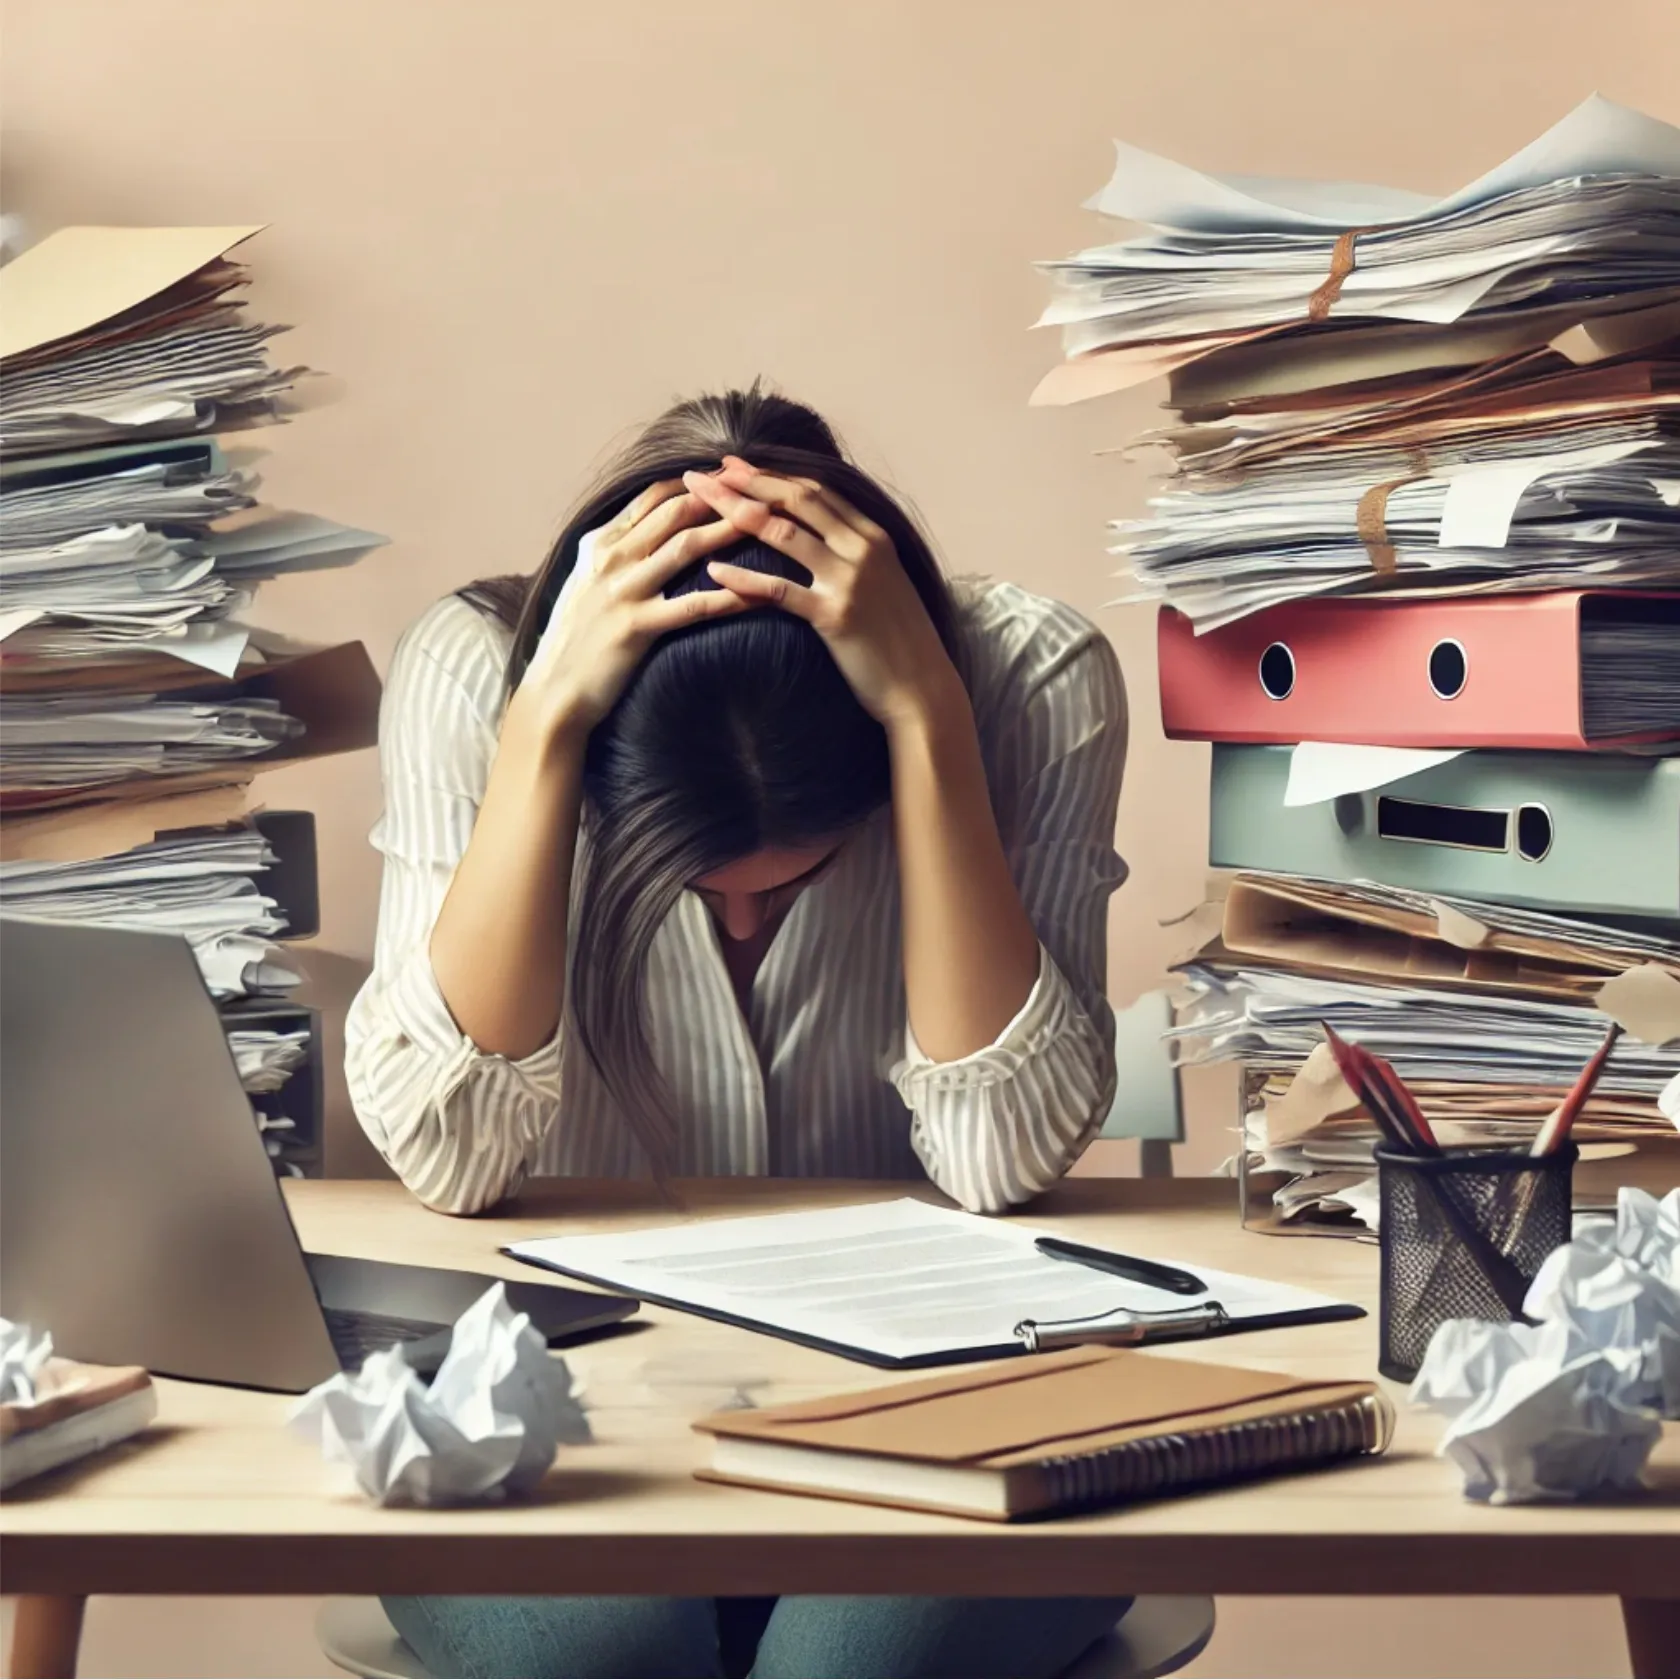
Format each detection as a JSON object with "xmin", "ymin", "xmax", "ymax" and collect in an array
[{"xmin": 1375, "ymin": 1143, "xmax": 1575, "ymax": 1383}]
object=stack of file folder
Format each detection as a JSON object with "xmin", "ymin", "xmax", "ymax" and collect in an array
[
  {"xmin": 0, "ymin": 227, "xmax": 387, "ymax": 1176},
  {"xmin": 1036, "ymin": 97, "xmax": 1680, "ymax": 1231}
]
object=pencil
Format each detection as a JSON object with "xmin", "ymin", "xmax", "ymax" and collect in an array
[
  {"xmin": 1321, "ymin": 1024, "xmax": 1437, "ymax": 1154},
  {"xmin": 1530, "ymin": 1021, "xmax": 1621, "ymax": 1158}
]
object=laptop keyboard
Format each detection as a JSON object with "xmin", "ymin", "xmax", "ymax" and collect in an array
[{"xmin": 323, "ymin": 1306, "xmax": 445, "ymax": 1369}]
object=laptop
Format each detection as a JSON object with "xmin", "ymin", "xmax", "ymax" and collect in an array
[{"xmin": 0, "ymin": 917, "xmax": 639, "ymax": 1393}]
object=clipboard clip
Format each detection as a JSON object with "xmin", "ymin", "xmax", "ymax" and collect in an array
[{"xmin": 1014, "ymin": 1300, "xmax": 1230, "ymax": 1354}]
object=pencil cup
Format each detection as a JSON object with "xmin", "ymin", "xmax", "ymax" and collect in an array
[{"xmin": 1374, "ymin": 1144, "xmax": 1575, "ymax": 1383}]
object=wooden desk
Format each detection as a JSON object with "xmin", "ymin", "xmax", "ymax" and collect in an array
[{"xmin": 5, "ymin": 1178, "xmax": 1677, "ymax": 1677}]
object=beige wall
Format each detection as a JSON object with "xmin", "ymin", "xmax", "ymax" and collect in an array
[
  {"xmin": 6, "ymin": 0, "xmax": 1677, "ymax": 1174},
  {"xmin": 2, "ymin": 1, "xmax": 1670, "ymax": 1673}
]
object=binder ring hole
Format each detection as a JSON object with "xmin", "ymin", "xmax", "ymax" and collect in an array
[
  {"xmin": 1428, "ymin": 639, "xmax": 1468, "ymax": 700},
  {"xmin": 1258, "ymin": 642, "xmax": 1295, "ymax": 701},
  {"xmin": 1516, "ymin": 804, "xmax": 1553, "ymax": 863}
]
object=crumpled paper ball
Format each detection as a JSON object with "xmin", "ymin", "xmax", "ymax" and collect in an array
[
  {"xmin": 1605, "ymin": 1183, "xmax": 1680, "ymax": 1284},
  {"xmin": 0, "ymin": 1318, "xmax": 54, "ymax": 1405},
  {"xmin": 1410, "ymin": 1187, "xmax": 1678, "ymax": 1504},
  {"xmin": 1525, "ymin": 1225, "xmax": 1680, "ymax": 1418},
  {"xmin": 288, "ymin": 1284, "xmax": 592, "ymax": 1507},
  {"xmin": 1411, "ymin": 1317, "xmax": 1660, "ymax": 1504}
]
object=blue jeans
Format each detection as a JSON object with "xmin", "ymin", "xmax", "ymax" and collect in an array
[{"xmin": 384, "ymin": 1592, "xmax": 1133, "ymax": 1678}]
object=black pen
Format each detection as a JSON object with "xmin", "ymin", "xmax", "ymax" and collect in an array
[{"xmin": 1034, "ymin": 1236, "xmax": 1206, "ymax": 1297}]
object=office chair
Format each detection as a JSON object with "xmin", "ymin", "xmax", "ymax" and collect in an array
[{"xmin": 317, "ymin": 1594, "xmax": 1217, "ymax": 1678}]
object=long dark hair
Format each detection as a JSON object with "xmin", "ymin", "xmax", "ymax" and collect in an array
[{"xmin": 462, "ymin": 384, "xmax": 961, "ymax": 1172}]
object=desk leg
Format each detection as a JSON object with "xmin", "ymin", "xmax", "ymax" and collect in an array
[
  {"xmin": 8, "ymin": 1596, "xmax": 85, "ymax": 1679},
  {"xmin": 1623, "ymin": 1598, "xmax": 1680, "ymax": 1680}
]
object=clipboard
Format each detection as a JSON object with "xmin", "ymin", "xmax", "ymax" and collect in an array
[
  {"xmin": 503, "ymin": 1198, "xmax": 1365, "ymax": 1370},
  {"xmin": 508, "ymin": 1246, "xmax": 1362, "ymax": 1368}
]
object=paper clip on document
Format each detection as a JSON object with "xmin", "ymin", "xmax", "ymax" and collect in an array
[{"xmin": 1015, "ymin": 1301, "xmax": 1231, "ymax": 1353}]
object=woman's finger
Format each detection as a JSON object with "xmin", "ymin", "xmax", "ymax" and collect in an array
[
  {"xmin": 704, "ymin": 560, "xmax": 820, "ymax": 622},
  {"xmin": 721, "ymin": 458, "xmax": 830, "ymax": 507},
  {"xmin": 599, "ymin": 478, "xmax": 688, "ymax": 546},
  {"xmin": 611, "ymin": 488, "xmax": 713, "ymax": 564},
  {"xmin": 683, "ymin": 471, "xmax": 841, "ymax": 576},
  {"xmin": 719, "ymin": 457, "xmax": 888, "ymax": 548},
  {"xmin": 635, "ymin": 516, "xmax": 744, "ymax": 591},
  {"xmin": 706, "ymin": 464, "xmax": 859, "ymax": 553},
  {"xmin": 722, "ymin": 459, "xmax": 843, "ymax": 516},
  {"xmin": 638, "ymin": 586, "xmax": 756, "ymax": 636}
]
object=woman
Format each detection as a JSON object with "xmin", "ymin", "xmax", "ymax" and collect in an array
[{"xmin": 346, "ymin": 386, "xmax": 1131, "ymax": 1678}]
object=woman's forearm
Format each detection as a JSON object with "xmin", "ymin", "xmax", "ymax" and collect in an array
[
  {"xmin": 888, "ymin": 681, "xmax": 1042, "ymax": 1063},
  {"xmin": 428, "ymin": 705, "xmax": 586, "ymax": 1060}
]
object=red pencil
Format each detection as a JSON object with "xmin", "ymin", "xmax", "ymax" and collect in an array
[{"xmin": 1320, "ymin": 1024, "xmax": 1438, "ymax": 1154}]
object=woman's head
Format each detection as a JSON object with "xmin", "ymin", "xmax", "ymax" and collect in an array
[{"xmin": 512, "ymin": 385, "xmax": 960, "ymax": 1169}]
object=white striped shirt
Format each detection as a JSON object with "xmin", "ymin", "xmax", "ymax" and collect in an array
[{"xmin": 345, "ymin": 579, "xmax": 1128, "ymax": 1216}]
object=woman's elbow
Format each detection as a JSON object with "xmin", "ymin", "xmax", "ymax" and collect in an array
[
  {"xmin": 398, "ymin": 1154, "xmax": 522, "ymax": 1218},
  {"xmin": 938, "ymin": 1149, "xmax": 1045, "ymax": 1216},
  {"xmin": 360, "ymin": 1118, "xmax": 517, "ymax": 1218},
  {"xmin": 953, "ymin": 1110, "xmax": 1107, "ymax": 1217},
  {"xmin": 951, "ymin": 1180, "xmax": 1026, "ymax": 1217},
  {"xmin": 411, "ymin": 1179, "xmax": 495, "ymax": 1218}
]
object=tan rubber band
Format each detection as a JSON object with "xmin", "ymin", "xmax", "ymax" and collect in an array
[
  {"xmin": 1306, "ymin": 225, "xmax": 1391, "ymax": 323},
  {"xmin": 1355, "ymin": 475, "xmax": 1427, "ymax": 573}
]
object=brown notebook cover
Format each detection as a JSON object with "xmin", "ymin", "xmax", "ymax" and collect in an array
[{"xmin": 695, "ymin": 1346, "xmax": 1392, "ymax": 1521}]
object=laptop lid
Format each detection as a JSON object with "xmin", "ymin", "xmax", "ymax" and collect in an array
[{"xmin": 0, "ymin": 916, "xmax": 341, "ymax": 1390}]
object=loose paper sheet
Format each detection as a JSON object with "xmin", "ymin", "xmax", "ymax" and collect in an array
[
  {"xmin": 1431, "ymin": 899, "xmax": 1492, "ymax": 951},
  {"xmin": 166, "ymin": 623, "xmax": 250, "ymax": 678},
  {"xmin": 1436, "ymin": 439, "xmax": 1656, "ymax": 548},
  {"xmin": 1597, "ymin": 964, "xmax": 1680, "ymax": 1046},
  {"xmin": 1085, "ymin": 96, "xmax": 1680, "ymax": 234},
  {"xmin": 1284, "ymin": 742, "xmax": 1466, "ymax": 807},
  {"xmin": 1265, "ymin": 1041, "xmax": 1360, "ymax": 1147}
]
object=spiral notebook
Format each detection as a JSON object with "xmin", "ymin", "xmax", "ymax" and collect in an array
[{"xmin": 695, "ymin": 1345, "xmax": 1394, "ymax": 1521}]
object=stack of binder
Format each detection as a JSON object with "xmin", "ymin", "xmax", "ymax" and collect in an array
[
  {"xmin": 0, "ymin": 227, "xmax": 386, "ymax": 1176},
  {"xmin": 1036, "ymin": 97, "xmax": 1680, "ymax": 1231}
]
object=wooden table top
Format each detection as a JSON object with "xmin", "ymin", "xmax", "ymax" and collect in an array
[{"xmin": 3, "ymin": 1177, "xmax": 1676, "ymax": 1598}]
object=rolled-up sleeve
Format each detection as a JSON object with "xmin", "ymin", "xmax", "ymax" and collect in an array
[
  {"xmin": 344, "ymin": 598, "xmax": 562, "ymax": 1214},
  {"xmin": 892, "ymin": 621, "xmax": 1127, "ymax": 1213}
]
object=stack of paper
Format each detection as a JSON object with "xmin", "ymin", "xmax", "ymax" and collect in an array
[
  {"xmin": 228, "ymin": 1023, "xmax": 312, "ymax": 1174},
  {"xmin": 0, "ymin": 695, "xmax": 300, "ymax": 794},
  {"xmin": 1034, "ymin": 99, "xmax": 1680, "ymax": 1231},
  {"xmin": 1171, "ymin": 872, "xmax": 1680, "ymax": 1203},
  {"xmin": 1032, "ymin": 96, "xmax": 1680, "ymax": 628},
  {"xmin": 1042, "ymin": 99, "xmax": 1680, "ymax": 342},
  {"xmin": 0, "ymin": 229, "xmax": 385, "ymax": 675},
  {"xmin": 2, "ymin": 451, "xmax": 382, "ymax": 668},
  {"xmin": 1120, "ymin": 415, "xmax": 1678, "ymax": 630},
  {"xmin": 0, "ymin": 226, "xmax": 387, "ymax": 1179},
  {"xmin": 229, "ymin": 1024, "xmax": 311, "ymax": 1090},
  {"xmin": 0, "ymin": 825, "xmax": 296, "ymax": 998}
]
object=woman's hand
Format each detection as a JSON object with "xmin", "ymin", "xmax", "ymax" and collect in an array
[
  {"xmin": 684, "ymin": 457, "xmax": 964, "ymax": 730},
  {"xmin": 506, "ymin": 480, "xmax": 751, "ymax": 750}
]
